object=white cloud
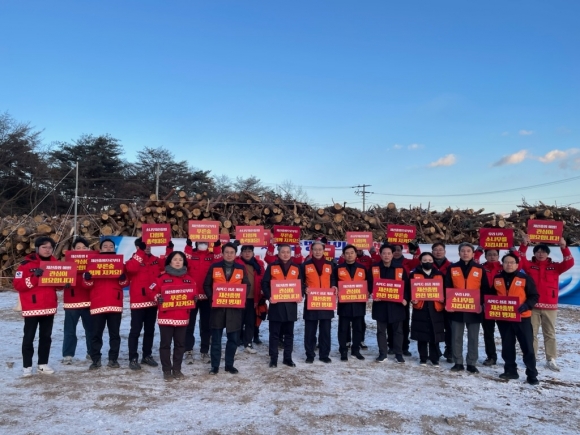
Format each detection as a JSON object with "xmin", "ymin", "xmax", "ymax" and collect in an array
[
  {"xmin": 407, "ymin": 143, "xmax": 423, "ymax": 150},
  {"xmin": 492, "ymin": 150, "xmax": 529, "ymax": 167},
  {"xmin": 536, "ymin": 149, "xmax": 579, "ymax": 163},
  {"xmin": 501, "ymin": 131, "xmax": 509, "ymax": 136},
  {"xmin": 392, "ymin": 144, "xmax": 403, "ymax": 150},
  {"xmin": 519, "ymin": 129, "xmax": 534, "ymax": 136},
  {"xmin": 428, "ymin": 154, "xmax": 456, "ymax": 167}
]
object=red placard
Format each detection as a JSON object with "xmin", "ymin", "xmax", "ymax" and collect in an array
[
  {"xmin": 65, "ymin": 251, "xmax": 97, "ymax": 272},
  {"xmin": 263, "ymin": 230, "xmax": 272, "ymax": 246},
  {"xmin": 236, "ymin": 226, "xmax": 265, "ymax": 246},
  {"xmin": 372, "ymin": 279, "xmax": 404, "ymax": 302},
  {"xmin": 212, "ymin": 283, "xmax": 247, "ymax": 308},
  {"xmin": 160, "ymin": 284, "xmax": 196, "ymax": 311},
  {"xmin": 307, "ymin": 289, "xmax": 336, "ymax": 310},
  {"xmin": 411, "ymin": 278, "xmax": 444, "ymax": 301},
  {"xmin": 272, "ymin": 225, "xmax": 300, "ymax": 245},
  {"xmin": 39, "ymin": 261, "xmax": 77, "ymax": 286},
  {"xmin": 346, "ymin": 232, "xmax": 373, "ymax": 250},
  {"xmin": 323, "ymin": 245, "xmax": 336, "ymax": 261},
  {"xmin": 484, "ymin": 295, "xmax": 521, "ymax": 322},
  {"xmin": 270, "ymin": 279, "xmax": 302, "ymax": 303},
  {"xmin": 338, "ymin": 281, "xmax": 368, "ymax": 303},
  {"xmin": 219, "ymin": 233, "xmax": 231, "ymax": 245},
  {"xmin": 445, "ymin": 288, "xmax": 481, "ymax": 313},
  {"xmin": 86, "ymin": 254, "xmax": 124, "ymax": 278},
  {"xmin": 188, "ymin": 220, "xmax": 220, "ymax": 242},
  {"xmin": 479, "ymin": 228, "xmax": 513, "ymax": 250},
  {"xmin": 527, "ymin": 220, "xmax": 563, "ymax": 244},
  {"xmin": 387, "ymin": 225, "xmax": 416, "ymax": 244},
  {"xmin": 142, "ymin": 224, "xmax": 171, "ymax": 246}
]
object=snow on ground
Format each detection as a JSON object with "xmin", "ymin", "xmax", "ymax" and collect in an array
[{"xmin": 1, "ymin": 291, "xmax": 579, "ymax": 435}]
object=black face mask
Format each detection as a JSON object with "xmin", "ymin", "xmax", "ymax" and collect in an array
[{"xmin": 421, "ymin": 262, "xmax": 433, "ymax": 271}]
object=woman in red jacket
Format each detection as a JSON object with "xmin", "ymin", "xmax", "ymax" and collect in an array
[{"xmin": 150, "ymin": 251, "xmax": 197, "ymax": 381}]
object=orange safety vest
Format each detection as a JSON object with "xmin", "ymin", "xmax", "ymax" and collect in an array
[
  {"xmin": 493, "ymin": 276, "xmax": 532, "ymax": 318},
  {"xmin": 371, "ymin": 266, "xmax": 404, "ymax": 281},
  {"xmin": 270, "ymin": 264, "xmax": 301, "ymax": 281},
  {"xmin": 212, "ymin": 266, "xmax": 244, "ymax": 284},
  {"xmin": 450, "ymin": 266, "xmax": 483, "ymax": 290},
  {"xmin": 305, "ymin": 262, "xmax": 333, "ymax": 288},
  {"xmin": 337, "ymin": 265, "xmax": 366, "ymax": 282},
  {"xmin": 410, "ymin": 272, "xmax": 444, "ymax": 311}
]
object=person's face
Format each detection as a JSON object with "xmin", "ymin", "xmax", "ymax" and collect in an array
[
  {"xmin": 502, "ymin": 257, "xmax": 518, "ymax": 273},
  {"xmin": 344, "ymin": 248, "xmax": 357, "ymax": 263},
  {"xmin": 144, "ymin": 246, "xmax": 151, "ymax": 255},
  {"xmin": 534, "ymin": 249, "xmax": 549, "ymax": 262},
  {"xmin": 432, "ymin": 245, "xmax": 446, "ymax": 260},
  {"xmin": 170, "ymin": 254, "xmax": 184, "ymax": 269},
  {"xmin": 380, "ymin": 248, "xmax": 393, "ymax": 264},
  {"xmin": 459, "ymin": 246, "xmax": 474, "ymax": 262},
  {"xmin": 241, "ymin": 249, "xmax": 254, "ymax": 261},
  {"xmin": 38, "ymin": 242, "xmax": 54, "ymax": 257},
  {"xmin": 485, "ymin": 250, "xmax": 499, "ymax": 262},
  {"xmin": 223, "ymin": 247, "xmax": 237, "ymax": 262},
  {"xmin": 421, "ymin": 255, "xmax": 434, "ymax": 264},
  {"xmin": 101, "ymin": 241, "xmax": 115, "ymax": 253},
  {"xmin": 278, "ymin": 246, "xmax": 292, "ymax": 262},
  {"xmin": 393, "ymin": 245, "xmax": 403, "ymax": 259},
  {"xmin": 356, "ymin": 250, "xmax": 363, "ymax": 257},
  {"xmin": 74, "ymin": 242, "xmax": 89, "ymax": 251},
  {"xmin": 311, "ymin": 243, "xmax": 325, "ymax": 259}
]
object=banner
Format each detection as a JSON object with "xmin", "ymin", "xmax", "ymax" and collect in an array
[
  {"xmin": 306, "ymin": 289, "xmax": 336, "ymax": 310},
  {"xmin": 86, "ymin": 254, "xmax": 124, "ymax": 278},
  {"xmin": 387, "ymin": 225, "xmax": 416, "ymax": 245},
  {"xmin": 484, "ymin": 295, "xmax": 521, "ymax": 322},
  {"xmin": 324, "ymin": 245, "xmax": 336, "ymax": 261},
  {"xmin": 142, "ymin": 224, "xmax": 171, "ymax": 246},
  {"xmin": 445, "ymin": 288, "xmax": 481, "ymax": 313},
  {"xmin": 527, "ymin": 220, "xmax": 563, "ymax": 244},
  {"xmin": 160, "ymin": 284, "xmax": 196, "ymax": 311},
  {"xmin": 212, "ymin": 283, "xmax": 247, "ymax": 308},
  {"xmin": 346, "ymin": 232, "xmax": 373, "ymax": 250},
  {"xmin": 263, "ymin": 229, "xmax": 272, "ymax": 246},
  {"xmin": 65, "ymin": 251, "xmax": 97, "ymax": 272},
  {"xmin": 188, "ymin": 220, "xmax": 220, "ymax": 243},
  {"xmin": 270, "ymin": 279, "xmax": 302, "ymax": 303},
  {"xmin": 236, "ymin": 226, "xmax": 265, "ymax": 246},
  {"xmin": 272, "ymin": 226, "xmax": 301, "ymax": 245},
  {"xmin": 39, "ymin": 261, "xmax": 77, "ymax": 286},
  {"xmin": 478, "ymin": 228, "xmax": 514, "ymax": 250},
  {"xmin": 338, "ymin": 281, "xmax": 368, "ymax": 303},
  {"xmin": 411, "ymin": 278, "xmax": 443, "ymax": 301},
  {"xmin": 372, "ymin": 279, "xmax": 404, "ymax": 302}
]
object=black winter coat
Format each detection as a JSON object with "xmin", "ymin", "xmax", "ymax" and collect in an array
[
  {"xmin": 368, "ymin": 262, "xmax": 410, "ymax": 324},
  {"xmin": 409, "ymin": 268, "xmax": 445, "ymax": 343},
  {"xmin": 261, "ymin": 260, "xmax": 301, "ymax": 322}
]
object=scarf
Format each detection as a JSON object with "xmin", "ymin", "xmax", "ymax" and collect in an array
[
  {"xmin": 165, "ymin": 265, "xmax": 187, "ymax": 277},
  {"xmin": 242, "ymin": 256, "xmax": 262, "ymax": 275},
  {"xmin": 312, "ymin": 256, "xmax": 326, "ymax": 275}
]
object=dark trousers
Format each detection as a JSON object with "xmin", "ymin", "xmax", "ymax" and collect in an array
[
  {"xmin": 387, "ymin": 308, "xmax": 410, "ymax": 351},
  {"xmin": 158, "ymin": 325, "xmax": 186, "ymax": 373},
  {"xmin": 482, "ymin": 318, "xmax": 497, "ymax": 360},
  {"xmin": 269, "ymin": 321, "xmax": 294, "ymax": 361},
  {"xmin": 210, "ymin": 328, "xmax": 238, "ymax": 368},
  {"xmin": 338, "ymin": 316, "xmax": 364, "ymax": 354},
  {"xmin": 378, "ymin": 320, "xmax": 403, "ymax": 356},
  {"xmin": 22, "ymin": 315, "xmax": 54, "ymax": 368},
  {"xmin": 254, "ymin": 325, "xmax": 260, "ymax": 340},
  {"xmin": 305, "ymin": 319, "xmax": 331, "ymax": 359},
  {"xmin": 418, "ymin": 341, "xmax": 439, "ymax": 364},
  {"xmin": 62, "ymin": 308, "xmax": 92, "ymax": 358},
  {"xmin": 185, "ymin": 299, "xmax": 210, "ymax": 353},
  {"xmin": 346, "ymin": 319, "xmax": 367, "ymax": 343},
  {"xmin": 443, "ymin": 311, "xmax": 453, "ymax": 355},
  {"xmin": 241, "ymin": 298, "xmax": 255, "ymax": 347},
  {"xmin": 497, "ymin": 318, "xmax": 537, "ymax": 377},
  {"xmin": 91, "ymin": 312, "xmax": 122, "ymax": 362},
  {"xmin": 128, "ymin": 306, "xmax": 157, "ymax": 360}
]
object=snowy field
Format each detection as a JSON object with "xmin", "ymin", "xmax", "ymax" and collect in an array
[{"xmin": 1, "ymin": 291, "xmax": 579, "ymax": 435}]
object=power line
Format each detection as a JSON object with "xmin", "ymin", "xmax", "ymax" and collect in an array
[{"xmin": 351, "ymin": 184, "xmax": 374, "ymax": 212}]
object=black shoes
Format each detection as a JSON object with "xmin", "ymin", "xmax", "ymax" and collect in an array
[
  {"xmin": 173, "ymin": 370, "xmax": 185, "ymax": 380},
  {"xmin": 320, "ymin": 357, "xmax": 332, "ymax": 364},
  {"xmin": 163, "ymin": 371, "xmax": 173, "ymax": 382},
  {"xmin": 305, "ymin": 357, "xmax": 314, "ymax": 364},
  {"xmin": 420, "ymin": 359, "xmax": 427, "ymax": 366},
  {"xmin": 466, "ymin": 365, "xmax": 479, "ymax": 374},
  {"xmin": 482, "ymin": 358, "xmax": 497, "ymax": 367},
  {"xmin": 340, "ymin": 353, "xmax": 348, "ymax": 361},
  {"xmin": 89, "ymin": 359, "xmax": 101, "ymax": 370},
  {"xmin": 499, "ymin": 372, "xmax": 519, "ymax": 380},
  {"xmin": 253, "ymin": 337, "xmax": 263, "ymax": 345},
  {"xmin": 527, "ymin": 376, "xmax": 539, "ymax": 386},
  {"xmin": 209, "ymin": 367, "xmax": 219, "ymax": 375},
  {"xmin": 402, "ymin": 350, "xmax": 412, "ymax": 357},
  {"xmin": 387, "ymin": 348, "xmax": 395, "ymax": 355},
  {"xmin": 269, "ymin": 359, "xmax": 277, "ymax": 368},
  {"xmin": 107, "ymin": 360, "xmax": 120, "ymax": 369},
  {"xmin": 450, "ymin": 364, "xmax": 465, "ymax": 372},
  {"xmin": 141, "ymin": 356, "xmax": 158, "ymax": 367},
  {"xmin": 225, "ymin": 365, "xmax": 239, "ymax": 374},
  {"xmin": 395, "ymin": 354, "xmax": 405, "ymax": 364},
  {"xmin": 376, "ymin": 354, "xmax": 387, "ymax": 363},
  {"xmin": 352, "ymin": 352, "xmax": 365, "ymax": 361},
  {"xmin": 129, "ymin": 359, "xmax": 141, "ymax": 370},
  {"xmin": 283, "ymin": 359, "xmax": 296, "ymax": 367}
]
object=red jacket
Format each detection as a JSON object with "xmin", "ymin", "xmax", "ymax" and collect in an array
[
  {"xmin": 338, "ymin": 253, "xmax": 374, "ymax": 270},
  {"xmin": 125, "ymin": 248, "xmax": 164, "ymax": 309},
  {"xmin": 182, "ymin": 245, "xmax": 222, "ymax": 300},
  {"xmin": 63, "ymin": 270, "xmax": 91, "ymax": 309},
  {"xmin": 13, "ymin": 253, "xmax": 59, "ymax": 317},
  {"xmin": 265, "ymin": 243, "xmax": 304, "ymax": 265},
  {"xmin": 517, "ymin": 245, "xmax": 574, "ymax": 309},
  {"xmin": 433, "ymin": 258, "xmax": 452, "ymax": 276},
  {"xmin": 480, "ymin": 261, "xmax": 503, "ymax": 287},
  {"xmin": 235, "ymin": 256, "xmax": 265, "ymax": 303},
  {"xmin": 150, "ymin": 272, "xmax": 196, "ymax": 326},
  {"xmin": 83, "ymin": 267, "xmax": 129, "ymax": 315}
]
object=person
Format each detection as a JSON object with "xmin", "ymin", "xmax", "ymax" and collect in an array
[
  {"xmin": 335, "ymin": 244, "xmax": 367, "ymax": 361},
  {"xmin": 261, "ymin": 244, "xmax": 302, "ymax": 368},
  {"xmin": 409, "ymin": 253, "xmax": 445, "ymax": 366},
  {"xmin": 203, "ymin": 242, "xmax": 251, "ymax": 375},
  {"xmin": 264, "ymin": 242, "xmax": 303, "ymax": 265},
  {"xmin": 430, "ymin": 242, "xmax": 453, "ymax": 362},
  {"xmin": 491, "ymin": 253, "xmax": 539, "ymax": 385},
  {"xmin": 474, "ymin": 248, "xmax": 503, "ymax": 366},
  {"xmin": 368, "ymin": 244, "xmax": 410, "ymax": 363},
  {"xmin": 62, "ymin": 237, "xmax": 93, "ymax": 364},
  {"xmin": 517, "ymin": 235, "xmax": 574, "ymax": 372},
  {"xmin": 125, "ymin": 237, "xmax": 161, "ymax": 370},
  {"xmin": 302, "ymin": 240, "xmax": 337, "ymax": 363},
  {"xmin": 14, "ymin": 237, "xmax": 60, "ymax": 376},
  {"xmin": 150, "ymin": 251, "xmax": 197, "ymax": 381},
  {"xmin": 445, "ymin": 242, "xmax": 490, "ymax": 373},
  {"xmin": 83, "ymin": 238, "xmax": 129, "ymax": 370},
  {"xmin": 235, "ymin": 245, "xmax": 265, "ymax": 354}
]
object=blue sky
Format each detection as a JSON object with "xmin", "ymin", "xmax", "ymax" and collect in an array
[{"xmin": 1, "ymin": 1, "xmax": 579, "ymax": 212}]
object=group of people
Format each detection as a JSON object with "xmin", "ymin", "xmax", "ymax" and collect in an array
[{"xmin": 14, "ymin": 232, "xmax": 573, "ymax": 385}]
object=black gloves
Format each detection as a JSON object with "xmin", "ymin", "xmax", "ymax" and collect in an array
[
  {"xmin": 518, "ymin": 303, "xmax": 530, "ymax": 314},
  {"xmin": 168, "ymin": 240, "xmax": 174, "ymax": 249},
  {"xmin": 138, "ymin": 240, "xmax": 147, "ymax": 251},
  {"xmin": 215, "ymin": 239, "xmax": 222, "ymax": 247},
  {"xmin": 32, "ymin": 268, "xmax": 44, "ymax": 277},
  {"xmin": 408, "ymin": 241, "xmax": 419, "ymax": 254},
  {"xmin": 233, "ymin": 239, "xmax": 240, "ymax": 247},
  {"xmin": 320, "ymin": 237, "xmax": 328, "ymax": 244},
  {"xmin": 186, "ymin": 239, "xmax": 193, "ymax": 247},
  {"xmin": 83, "ymin": 272, "xmax": 92, "ymax": 280},
  {"xmin": 157, "ymin": 296, "xmax": 164, "ymax": 305},
  {"xmin": 64, "ymin": 283, "xmax": 71, "ymax": 289},
  {"xmin": 119, "ymin": 273, "xmax": 126, "ymax": 281}
]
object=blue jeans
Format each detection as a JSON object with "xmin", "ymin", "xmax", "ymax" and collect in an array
[
  {"xmin": 210, "ymin": 328, "xmax": 238, "ymax": 368},
  {"xmin": 62, "ymin": 308, "xmax": 92, "ymax": 358}
]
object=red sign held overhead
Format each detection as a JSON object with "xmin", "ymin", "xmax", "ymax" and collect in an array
[
  {"xmin": 272, "ymin": 226, "xmax": 300, "ymax": 245},
  {"xmin": 338, "ymin": 281, "xmax": 368, "ymax": 303},
  {"xmin": 39, "ymin": 261, "xmax": 77, "ymax": 286},
  {"xmin": 372, "ymin": 279, "xmax": 404, "ymax": 303},
  {"xmin": 445, "ymin": 288, "xmax": 481, "ymax": 313},
  {"xmin": 236, "ymin": 226, "xmax": 265, "ymax": 246},
  {"xmin": 263, "ymin": 230, "xmax": 272, "ymax": 247},
  {"xmin": 86, "ymin": 255, "xmax": 124, "ymax": 279},
  {"xmin": 323, "ymin": 245, "xmax": 336, "ymax": 261},
  {"xmin": 411, "ymin": 278, "xmax": 444, "ymax": 301},
  {"xmin": 142, "ymin": 224, "xmax": 171, "ymax": 246},
  {"xmin": 212, "ymin": 283, "xmax": 247, "ymax": 308},
  {"xmin": 270, "ymin": 279, "xmax": 302, "ymax": 303},
  {"xmin": 346, "ymin": 232, "xmax": 373, "ymax": 250},
  {"xmin": 219, "ymin": 233, "xmax": 231, "ymax": 245},
  {"xmin": 387, "ymin": 225, "xmax": 416, "ymax": 245},
  {"xmin": 527, "ymin": 220, "xmax": 563, "ymax": 244},
  {"xmin": 65, "ymin": 251, "xmax": 97, "ymax": 272},
  {"xmin": 478, "ymin": 228, "xmax": 513, "ymax": 250},
  {"xmin": 484, "ymin": 295, "xmax": 521, "ymax": 322},
  {"xmin": 188, "ymin": 220, "xmax": 220, "ymax": 243},
  {"xmin": 160, "ymin": 284, "xmax": 196, "ymax": 311},
  {"xmin": 306, "ymin": 289, "xmax": 336, "ymax": 311}
]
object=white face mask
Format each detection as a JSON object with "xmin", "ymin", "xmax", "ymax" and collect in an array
[{"xmin": 197, "ymin": 243, "xmax": 208, "ymax": 251}]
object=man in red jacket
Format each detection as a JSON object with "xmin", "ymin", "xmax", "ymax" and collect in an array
[
  {"xmin": 518, "ymin": 235, "xmax": 574, "ymax": 371},
  {"xmin": 14, "ymin": 237, "xmax": 60, "ymax": 376},
  {"xmin": 125, "ymin": 237, "xmax": 162, "ymax": 370}
]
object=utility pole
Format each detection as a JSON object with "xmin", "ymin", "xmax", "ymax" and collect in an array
[
  {"xmin": 73, "ymin": 161, "xmax": 79, "ymax": 237},
  {"xmin": 351, "ymin": 184, "xmax": 374, "ymax": 212},
  {"xmin": 155, "ymin": 163, "xmax": 160, "ymax": 199}
]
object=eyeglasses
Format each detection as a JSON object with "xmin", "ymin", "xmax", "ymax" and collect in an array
[{"xmin": 503, "ymin": 261, "xmax": 518, "ymax": 265}]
